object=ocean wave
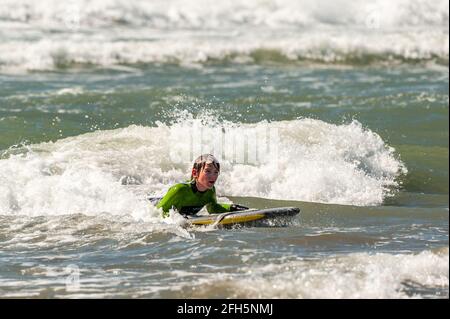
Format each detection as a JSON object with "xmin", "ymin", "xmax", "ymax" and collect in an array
[
  {"xmin": 0, "ymin": 0, "xmax": 447, "ymax": 71},
  {"xmin": 1, "ymin": 35, "xmax": 448, "ymax": 72},
  {"xmin": 188, "ymin": 249, "xmax": 449, "ymax": 298},
  {"xmin": 0, "ymin": 114, "xmax": 407, "ymax": 216},
  {"xmin": 1, "ymin": 0, "xmax": 448, "ymax": 29}
]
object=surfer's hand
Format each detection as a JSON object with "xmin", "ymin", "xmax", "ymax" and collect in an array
[{"xmin": 230, "ymin": 204, "xmax": 249, "ymax": 211}]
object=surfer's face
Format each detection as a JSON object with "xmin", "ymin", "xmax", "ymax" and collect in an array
[{"xmin": 193, "ymin": 163, "xmax": 220, "ymax": 190}]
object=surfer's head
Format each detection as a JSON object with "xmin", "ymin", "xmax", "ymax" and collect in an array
[{"xmin": 191, "ymin": 154, "xmax": 220, "ymax": 190}]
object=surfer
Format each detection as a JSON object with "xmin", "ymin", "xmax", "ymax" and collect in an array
[{"xmin": 156, "ymin": 154, "xmax": 248, "ymax": 217}]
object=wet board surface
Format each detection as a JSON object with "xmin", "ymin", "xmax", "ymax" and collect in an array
[{"xmin": 186, "ymin": 207, "xmax": 300, "ymax": 226}]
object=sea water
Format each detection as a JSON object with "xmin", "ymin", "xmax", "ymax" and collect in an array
[{"xmin": 0, "ymin": 0, "xmax": 448, "ymax": 298}]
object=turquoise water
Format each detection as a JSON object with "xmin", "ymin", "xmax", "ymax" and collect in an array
[{"xmin": 0, "ymin": 0, "xmax": 448, "ymax": 299}]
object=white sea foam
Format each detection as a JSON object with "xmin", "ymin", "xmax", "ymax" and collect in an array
[
  {"xmin": 223, "ymin": 248, "xmax": 449, "ymax": 298},
  {"xmin": 0, "ymin": 0, "xmax": 447, "ymax": 72},
  {"xmin": 0, "ymin": 114, "xmax": 406, "ymax": 217}
]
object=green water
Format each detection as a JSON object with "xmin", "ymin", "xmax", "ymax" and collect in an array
[
  {"xmin": 1, "ymin": 65, "xmax": 448, "ymax": 196},
  {"xmin": 0, "ymin": 63, "xmax": 448, "ymax": 299}
]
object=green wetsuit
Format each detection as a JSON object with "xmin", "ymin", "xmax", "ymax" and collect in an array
[{"xmin": 156, "ymin": 180, "xmax": 232, "ymax": 217}]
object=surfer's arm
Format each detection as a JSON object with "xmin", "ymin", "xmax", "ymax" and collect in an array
[
  {"xmin": 206, "ymin": 202, "xmax": 232, "ymax": 213},
  {"xmin": 205, "ymin": 188, "xmax": 249, "ymax": 213},
  {"xmin": 206, "ymin": 189, "xmax": 232, "ymax": 213},
  {"xmin": 206, "ymin": 202, "xmax": 249, "ymax": 213}
]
